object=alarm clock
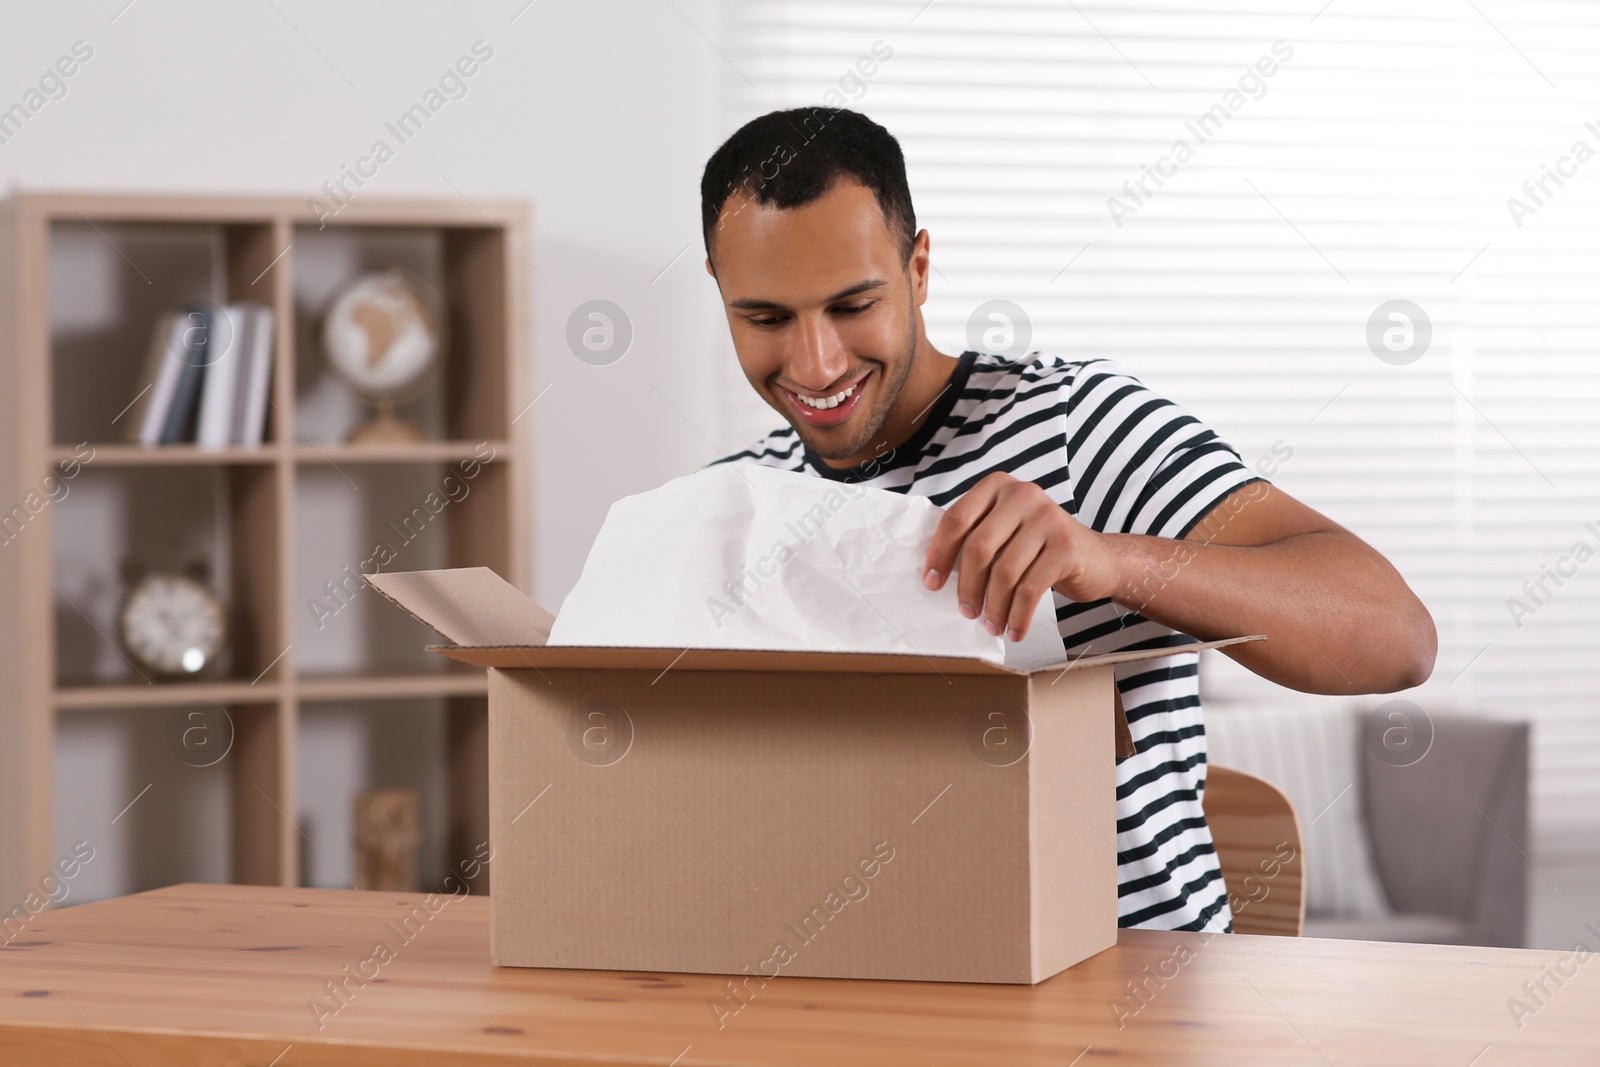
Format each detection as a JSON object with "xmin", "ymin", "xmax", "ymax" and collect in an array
[{"xmin": 118, "ymin": 562, "xmax": 227, "ymax": 679}]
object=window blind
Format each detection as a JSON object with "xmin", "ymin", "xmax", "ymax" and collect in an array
[{"xmin": 718, "ymin": 0, "xmax": 1600, "ymax": 856}]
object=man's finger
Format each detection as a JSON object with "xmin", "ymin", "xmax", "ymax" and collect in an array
[
  {"xmin": 1004, "ymin": 552, "xmax": 1060, "ymax": 642},
  {"xmin": 922, "ymin": 476, "xmax": 1005, "ymax": 590},
  {"xmin": 955, "ymin": 500, "xmax": 1031, "ymax": 622},
  {"xmin": 982, "ymin": 525, "xmax": 1046, "ymax": 636}
]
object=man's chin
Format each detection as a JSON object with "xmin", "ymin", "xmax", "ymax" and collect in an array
[
  {"xmin": 790, "ymin": 413, "xmax": 883, "ymax": 466},
  {"xmin": 765, "ymin": 370, "xmax": 895, "ymax": 465}
]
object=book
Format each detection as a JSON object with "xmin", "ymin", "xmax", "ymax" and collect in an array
[
  {"xmin": 228, "ymin": 304, "xmax": 257, "ymax": 445},
  {"xmin": 158, "ymin": 305, "xmax": 210, "ymax": 444},
  {"xmin": 197, "ymin": 302, "xmax": 276, "ymax": 446},
  {"xmin": 196, "ymin": 304, "xmax": 243, "ymax": 448},
  {"xmin": 130, "ymin": 302, "xmax": 273, "ymax": 447},
  {"xmin": 241, "ymin": 305, "xmax": 275, "ymax": 445},
  {"xmin": 130, "ymin": 312, "xmax": 184, "ymax": 446}
]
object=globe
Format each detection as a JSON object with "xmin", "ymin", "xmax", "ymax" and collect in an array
[{"xmin": 321, "ymin": 270, "xmax": 443, "ymax": 443}]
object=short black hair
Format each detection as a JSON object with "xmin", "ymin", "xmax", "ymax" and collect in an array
[{"xmin": 700, "ymin": 107, "xmax": 917, "ymax": 266}]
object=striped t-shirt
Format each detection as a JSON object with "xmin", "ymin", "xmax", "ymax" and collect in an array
[{"xmin": 713, "ymin": 351, "xmax": 1261, "ymax": 932}]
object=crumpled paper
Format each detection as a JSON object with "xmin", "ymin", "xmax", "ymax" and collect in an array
[{"xmin": 547, "ymin": 463, "xmax": 1065, "ymax": 669}]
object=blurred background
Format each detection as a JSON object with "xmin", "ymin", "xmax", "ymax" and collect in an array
[{"xmin": 3, "ymin": 0, "xmax": 1597, "ymax": 950}]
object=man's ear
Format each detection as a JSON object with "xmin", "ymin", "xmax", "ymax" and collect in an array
[
  {"xmin": 908, "ymin": 229, "xmax": 931, "ymax": 305},
  {"xmin": 704, "ymin": 256, "xmax": 715, "ymax": 277}
]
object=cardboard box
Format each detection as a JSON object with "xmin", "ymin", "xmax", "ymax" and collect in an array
[{"xmin": 368, "ymin": 566, "xmax": 1258, "ymax": 985}]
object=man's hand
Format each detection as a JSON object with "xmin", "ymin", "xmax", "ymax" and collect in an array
[
  {"xmin": 921, "ymin": 472, "xmax": 1119, "ymax": 641},
  {"xmin": 923, "ymin": 472, "xmax": 1436, "ymax": 694}
]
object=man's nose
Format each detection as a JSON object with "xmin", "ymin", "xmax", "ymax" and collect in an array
[{"xmin": 787, "ymin": 314, "xmax": 849, "ymax": 390}]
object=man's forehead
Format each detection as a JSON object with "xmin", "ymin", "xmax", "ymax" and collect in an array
[{"xmin": 713, "ymin": 180, "xmax": 897, "ymax": 301}]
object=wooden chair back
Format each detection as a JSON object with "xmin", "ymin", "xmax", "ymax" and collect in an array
[{"xmin": 1203, "ymin": 765, "xmax": 1306, "ymax": 936}]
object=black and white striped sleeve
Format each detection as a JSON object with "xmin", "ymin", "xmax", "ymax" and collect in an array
[{"xmin": 1063, "ymin": 360, "xmax": 1261, "ymax": 539}]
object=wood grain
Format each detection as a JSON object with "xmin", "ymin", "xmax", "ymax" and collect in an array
[
  {"xmin": 1204, "ymin": 765, "xmax": 1307, "ymax": 936},
  {"xmin": 230, "ymin": 702, "xmax": 291, "ymax": 886},
  {"xmin": 0, "ymin": 883, "xmax": 1593, "ymax": 1065},
  {"xmin": 2, "ymin": 191, "xmax": 526, "ymax": 228},
  {"xmin": 0, "ymin": 197, "xmax": 57, "ymax": 911}
]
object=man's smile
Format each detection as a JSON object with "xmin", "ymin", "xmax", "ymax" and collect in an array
[{"xmin": 777, "ymin": 368, "xmax": 872, "ymax": 429}]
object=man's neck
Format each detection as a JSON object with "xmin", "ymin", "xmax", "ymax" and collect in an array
[{"xmin": 821, "ymin": 339, "xmax": 960, "ymax": 470}]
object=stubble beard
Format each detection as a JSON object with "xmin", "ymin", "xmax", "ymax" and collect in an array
[{"xmin": 797, "ymin": 297, "xmax": 918, "ymax": 463}]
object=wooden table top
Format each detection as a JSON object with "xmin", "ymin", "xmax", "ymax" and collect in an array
[{"xmin": 0, "ymin": 883, "xmax": 1593, "ymax": 1065}]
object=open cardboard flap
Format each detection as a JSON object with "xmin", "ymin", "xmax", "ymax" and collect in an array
[
  {"xmin": 366, "ymin": 566, "xmax": 557, "ymax": 647},
  {"xmin": 366, "ymin": 567, "xmax": 1264, "ymax": 757}
]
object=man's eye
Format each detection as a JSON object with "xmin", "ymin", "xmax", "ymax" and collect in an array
[
  {"xmin": 750, "ymin": 315, "xmax": 785, "ymax": 327},
  {"xmin": 835, "ymin": 302, "xmax": 874, "ymax": 314}
]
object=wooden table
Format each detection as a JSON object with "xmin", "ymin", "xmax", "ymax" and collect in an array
[{"xmin": 0, "ymin": 883, "xmax": 1593, "ymax": 1065}]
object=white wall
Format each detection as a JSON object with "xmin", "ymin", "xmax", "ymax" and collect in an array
[{"xmin": 4, "ymin": 0, "xmax": 774, "ymax": 899}]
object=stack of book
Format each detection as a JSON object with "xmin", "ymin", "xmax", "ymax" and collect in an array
[{"xmin": 125, "ymin": 302, "xmax": 275, "ymax": 447}]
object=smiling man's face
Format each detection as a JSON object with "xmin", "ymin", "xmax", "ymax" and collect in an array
[{"xmin": 707, "ymin": 178, "xmax": 936, "ymax": 467}]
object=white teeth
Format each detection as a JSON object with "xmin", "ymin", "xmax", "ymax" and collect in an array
[{"xmin": 798, "ymin": 384, "xmax": 855, "ymax": 410}]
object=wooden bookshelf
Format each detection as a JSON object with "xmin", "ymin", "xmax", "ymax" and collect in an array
[{"xmin": 0, "ymin": 193, "xmax": 532, "ymax": 905}]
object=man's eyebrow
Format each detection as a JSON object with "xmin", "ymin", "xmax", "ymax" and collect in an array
[{"xmin": 728, "ymin": 278, "xmax": 888, "ymax": 311}]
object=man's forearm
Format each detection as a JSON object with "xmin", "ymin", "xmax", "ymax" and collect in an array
[{"xmin": 1100, "ymin": 529, "xmax": 1436, "ymax": 695}]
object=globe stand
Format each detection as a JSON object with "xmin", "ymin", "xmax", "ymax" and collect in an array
[{"xmin": 347, "ymin": 394, "xmax": 426, "ymax": 445}]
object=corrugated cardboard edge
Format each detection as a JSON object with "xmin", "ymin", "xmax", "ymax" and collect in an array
[
  {"xmin": 366, "ymin": 575, "xmax": 450, "ymax": 631},
  {"xmin": 364, "ymin": 568, "xmax": 554, "ymax": 648},
  {"xmin": 424, "ymin": 634, "xmax": 1268, "ymax": 678},
  {"xmin": 1113, "ymin": 690, "xmax": 1134, "ymax": 760},
  {"xmin": 427, "ymin": 644, "xmax": 1023, "ymax": 675},
  {"xmin": 1026, "ymin": 666, "xmax": 1119, "ymax": 980}
]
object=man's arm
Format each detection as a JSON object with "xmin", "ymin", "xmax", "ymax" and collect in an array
[
  {"xmin": 921, "ymin": 473, "xmax": 1436, "ymax": 695},
  {"xmin": 1104, "ymin": 480, "xmax": 1436, "ymax": 693}
]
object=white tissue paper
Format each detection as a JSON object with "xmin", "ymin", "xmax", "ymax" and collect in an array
[{"xmin": 547, "ymin": 463, "xmax": 1066, "ymax": 670}]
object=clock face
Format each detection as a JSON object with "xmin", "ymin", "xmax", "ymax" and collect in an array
[{"xmin": 120, "ymin": 574, "xmax": 226, "ymax": 678}]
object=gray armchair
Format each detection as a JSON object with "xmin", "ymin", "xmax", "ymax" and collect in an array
[{"xmin": 1304, "ymin": 716, "xmax": 1531, "ymax": 948}]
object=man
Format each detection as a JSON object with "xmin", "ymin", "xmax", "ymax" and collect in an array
[{"xmin": 701, "ymin": 108, "xmax": 1436, "ymax": 932}]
